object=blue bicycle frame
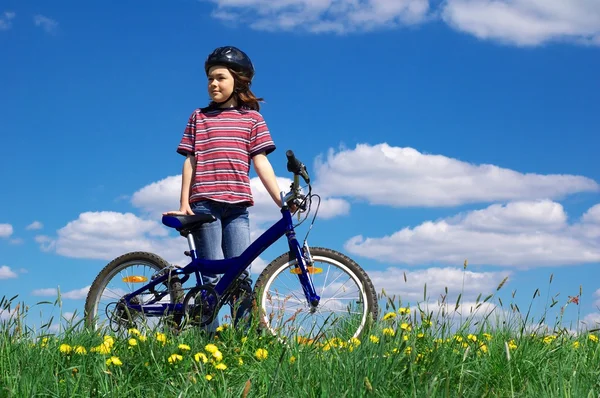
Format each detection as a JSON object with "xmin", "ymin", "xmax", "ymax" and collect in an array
[{"xmin": 121, "ymin": 205, "xmax": 321, "ymax": 317}]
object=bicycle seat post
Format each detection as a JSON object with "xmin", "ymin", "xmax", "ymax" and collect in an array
[{"xmin": 186, "ymin": 233, "xmax": 197, "ymax": 261}]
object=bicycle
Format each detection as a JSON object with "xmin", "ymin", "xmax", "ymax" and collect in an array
[{"xmin": 84, "ymin": 150, "xmax": 378, "ymax": 342}]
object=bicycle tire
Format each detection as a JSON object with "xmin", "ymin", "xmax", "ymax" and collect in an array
[
  {"xmin": 84, "ymin": 251, "xmax": 184, "ymax": 332},
  {"xmin": 253, "ymin": 247, "xmax": 378, "ymax": 342}
]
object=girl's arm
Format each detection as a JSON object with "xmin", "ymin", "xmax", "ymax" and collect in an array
[
  {"xmin": 163, "ymin": 154, "xmax": 195, "ymax": 215},
  {"xmin": 253, "ymin": 152, "xmax": 282, "ymax": 207}
]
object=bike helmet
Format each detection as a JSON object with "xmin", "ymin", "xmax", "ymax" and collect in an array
[{"xmin": 204, "ymin": 46, "xmax": 255, "ymax": 79}]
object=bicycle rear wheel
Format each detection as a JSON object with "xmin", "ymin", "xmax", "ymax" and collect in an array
[
  {"xmin": 254, "ymin": 247, "xmax": 378, "ymax": 344},
  {"xmin": 84, "ymin": 251, "xmax": 183, "ymax": 334}
]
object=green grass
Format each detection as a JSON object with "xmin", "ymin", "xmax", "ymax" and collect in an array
[{"xmin": 2, "ymin": 282, "xmax": 600, "ymax": 398}]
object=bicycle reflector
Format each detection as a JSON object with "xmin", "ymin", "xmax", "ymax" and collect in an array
[
  {"xmin": 122, "ymin": 276, "xmax": 148, "ymax": 283},
  {"xmin": 290, "ymin": 266, "xmax": 322, "ymax": 275}
]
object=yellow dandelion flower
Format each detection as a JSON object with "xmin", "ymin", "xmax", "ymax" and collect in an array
[
  {"xmin": 289, "ymin": 356, "xmax": 296, "ymax": 364},
  {"xmin": 350, "ymin": 337, "xmax": 361, "ymax": 346},
  {"xmin": 400, "ymin": 323, "xmax": 411, "ymax": 331},
  {"xmin": 417, "ymin": 333, "xmax": 424, "ymax": 339},
  {"xmin": 128, "ymin": 338, "xmax": 138, "ymax": 347},
  {"xmin": 369, "ymin": 335, "xmax": 379, "ymax": 344},
  {"xmin": 405, "ymin": 346, "xmax": 412, "ymax": 355},
  {"xmin": 216, "ymin": 324, "xmax": 229, "ymax": 332},
  {"xmin": 155, "ymin": 332, "xmax": 167, "ymax": 345},
  {"xmin": 589, "ymin": 334, "xmax": 599, "ymax": 343},
  {"xmin": 382, "ymin": 328, "xmax": 395, "ymax": 337},
  {"xmin": 215, "ymin": 363, "xmax": 227, "ymax": 370},
  {"xmin": 106, "ymin": 356, "xmax": 122, "ymax": 366},
  {"xmin": 238, "ymin": 357, "xmax": 244, "ymax": 365},
  {"xmin": 168, "ymin": 354, "xmax": 183, "ymax": 364},
  {"xmin": 543, "ymin": 335, "xmax": 556, "ymax": 344},
  {"xmin": 206, "ymin": 375, "xmax": 213, "ymax": 381},
  {"xmin": 205, "ymin": 344, "xmax": 219, "ymax": 353},
  {"xmin": 255, "ymin": 348, "xmax": 268, "ymax": 360},
  {"xmin": 59, "ymin": 344, "xmax": 72, "ymax": 354},
  {"xmin": 403, "ymin": 335, "xmax": 409, "ymax": 341},
  {"xmin": 94, "ymin": 343, "xmax": 111, "ymax": 355},
  {"xmin": 383, "ymin": 312, "xmax": 396, "ymax": 321},
  {"xmin": 178, "ymin": 344, "xmax": 191, "ymax": 351},
  {"xmin": 103, "ymin": 335, "xmax": 115, "ymax": 347},
  {"xmin": 483, "ymin": 333, "xmax": 492, "ymax": 341},
  {"xmin": 453, "ymin": 335, "xmax": 463, "ymax": 342},
  {"xmin": 212, "ymin": 350, "xmax": 223, "ymax": 362},
  {"xmin": 398, "ymin": 307, "xmax": 410, "ymax": 315},
  {"xmin": 479, "ymin": 344, "xmax": 488, "ymax": 353},
  {"xmin": 138, "ymin": 335, "xmax": 147, "ymax": 342},
  {"xmin": 573, "ymin": 341, "xmax": 580, "ymax": 349},
  {"xmin": 74, "ymin": 346, "xmax": 87, "ymax": 355},
  {"xmin": 194, "ymin": 352, "xmax": 208, "ymax": 364},
  {"xmin": 467, "ymin": 334, "xmax": 477, "ymax": 342},
  {"xmin": 241, "ymin": 337, "xmax": 248, "ymax": 343},
  {"xmin": 422, "ymin": 319, "xmax": 432, "ymax": 327},
  {"xmin": 462, "ymin": 342, "xmax": 469, "ymax": 348},
  {"xmin": 40, "ymin": 337, "xmax": 49, "ymax": 347},
  {"xmin": 128, "ymin": 328, "xmax": 141, "ymax": 336},
  {"xmin": 508, "ymin": 340, "xmax": 517, "ymax": 350}
]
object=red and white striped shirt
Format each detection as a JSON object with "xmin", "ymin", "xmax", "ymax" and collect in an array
[{"xmin": 177, "ymin": 107, "xmax": 276, "ymax": 206}]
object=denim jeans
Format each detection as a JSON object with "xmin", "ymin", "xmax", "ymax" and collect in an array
[{"xmin": 191, "ymin": 200, "xmax": 252, "ymax": 332}]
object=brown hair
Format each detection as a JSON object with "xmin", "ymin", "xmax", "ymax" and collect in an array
[{"xmin": 208, "ymin": 68, "xmax": 264, "ymax": 111}]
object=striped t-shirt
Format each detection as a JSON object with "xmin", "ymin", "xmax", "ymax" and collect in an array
[{"xmin": 176, "ymin": 107, "xmax": 276, "ymax": 206}]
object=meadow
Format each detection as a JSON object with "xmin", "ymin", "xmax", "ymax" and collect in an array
[{"xmin": 1, "ymin": 275, "xmax": 599, "ymax": 397}]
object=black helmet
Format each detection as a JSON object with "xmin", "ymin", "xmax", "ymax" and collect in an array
[{"xmin": 204, "ymin": 46, "xmax": 255, "ymax": 79}]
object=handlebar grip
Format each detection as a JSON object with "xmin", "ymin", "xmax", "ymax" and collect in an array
[
  {"xmin": 286, "ymin": 150, "xmax": 300, "ymax": 172},
  {"xmin": 286, "ymin": 150, "xmax": 310, "ymax": 183}
]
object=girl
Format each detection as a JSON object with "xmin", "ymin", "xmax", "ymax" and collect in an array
[{"xmin": 164, "ymin": 46, "xmax": 282, "ymax": 332}]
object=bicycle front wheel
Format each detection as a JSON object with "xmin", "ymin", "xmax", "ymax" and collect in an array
[
  {"xmin": 84, "ymin": 251, "xmax": 183, "ymax": 334},
  {"xmin": 254, "ymin": 247, "xmax": 378, "ymax": 343}
]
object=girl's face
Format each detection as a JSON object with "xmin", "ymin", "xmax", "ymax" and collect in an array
[{"xmin": 207, "ymin": 66, "xmax": 235, "ymax": 105}]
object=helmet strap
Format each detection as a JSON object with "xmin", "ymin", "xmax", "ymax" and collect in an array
[{"xmin": 215, "ymin": 91, "xmax": 236, "ymax": 107}]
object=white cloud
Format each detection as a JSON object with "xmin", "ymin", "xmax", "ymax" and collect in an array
[
  {"xmin": 0, "ymin": 308, "xmax": 17, "ymax": 321},
  {"xmin": 35, "ymin": 235, "xmax": 56, "ymax": 252},
  {"xmin": 583, "ymin": 204, "xmax": 600, "ymax": 224},
  {"xmin": 370, "ymin": 265, "xmax": 510, "ymax": 303},
  {"xmin": 9, "ymin": 238, "xmax": 24, "ymax": 245},
  {"xmin": 50, "ymin": 211, "xmax": 183, "ymax": 261},
  {"xmin": 250, "ymin": 256, "xmax": 269, "ymax": 276},
  {"xmin": 31, "ymin": 288, "xmax": 58, "ymax": 296},
  {"xmin": 346, "ymin": 200, "xmax": 600, "ymax": 267},
  {"xmin": 205, "ymin": 0, "xmax": 600, "ymax": 47},
  {"xmin": 442, "ymin": 0, "xmax": 600, "ymax": 47},
  {"xmin": 26, "ymin": 221, "xmax": 43, "ymax": 230},
  {"xmin": 131, "ymin": 174, "xmax": 350, "ymax": 225},
  {"xmin": 0, "ymin": 224, "xmax": 13, "ymax": 238},
  {"xmin": 208, "ymin": 0, "xmax": 430, "ymax": 33},
  {"xmin": 581, "ymin": 313, "xmax": 600, "ymax": 331},
  {"xmin": 32, "ymin": 286, "xmax": 90, "ymax": 300},
  {"xmin": 0, "ymin": 265, "xmax": 18, "ymax": 279},
  {"xmin": 131, "ymin": 175, "xmax": 181, "ymax": 216},
  {"xmin": 33, "ymin": 14, "xmax": 58, "ymax": 34},
  {"xmin": 0, "ymin": 11, "xmax": 15, "ymax": 31},
  {"xmin": 314, "ymin": 144, "xmax": 599, "ymax": 207}
]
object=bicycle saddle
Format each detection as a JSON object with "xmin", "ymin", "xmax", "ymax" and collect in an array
[{"xmin": 162, "ymin": 214, "xmax": 217, "ymax": 233}]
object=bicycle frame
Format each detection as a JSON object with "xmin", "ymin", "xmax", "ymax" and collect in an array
[{"xmin": 122, "ymin": 206, "xmax": 321, "ymax": 317}]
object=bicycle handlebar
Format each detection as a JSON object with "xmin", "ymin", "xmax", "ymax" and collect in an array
[{"xmin": 286, "ymin": 150, "xmax": 310, "ymax": 184}]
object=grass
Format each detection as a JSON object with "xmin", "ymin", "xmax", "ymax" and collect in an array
[{"xmin": 1, "ymin": 276, "xmax": 600, "ymax": 397}]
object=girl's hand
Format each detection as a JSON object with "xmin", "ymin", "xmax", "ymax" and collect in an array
[{"xmin": 163, "ymin": 204, "xmax": 194, "ymax": 216}]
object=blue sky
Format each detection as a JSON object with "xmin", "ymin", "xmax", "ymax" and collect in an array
[{"xmin": 1, "ymin": 0, "xmax": 599, "ymax": 333}]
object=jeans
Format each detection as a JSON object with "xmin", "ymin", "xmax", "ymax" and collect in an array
[{"xmin": 191, "ymin": 200, "xmax": 252, "ymax": 332}]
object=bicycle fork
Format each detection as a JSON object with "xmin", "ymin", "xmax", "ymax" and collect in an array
[{"xmin": 288, "ymin": 235, "xmax": 321, "ymax": 309}]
